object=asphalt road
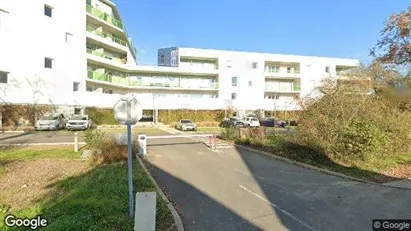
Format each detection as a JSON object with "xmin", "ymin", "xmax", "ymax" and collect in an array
[
  {"xmin": 145, "ymin": 137, "xmax": 411, "ymax": 231},
  {"xmin": 0, "ymin": 131, "xmax": 85, "ymax": 144}
]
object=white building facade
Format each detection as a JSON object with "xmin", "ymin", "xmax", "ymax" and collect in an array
[{"xmin": 0, "ymin": 0, "xmax": 359, "ymax": 118}]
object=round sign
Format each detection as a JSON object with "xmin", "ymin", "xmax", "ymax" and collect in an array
[{"xmin": 113, "ymin": 95, "xmax": 143, "ymax": 125}]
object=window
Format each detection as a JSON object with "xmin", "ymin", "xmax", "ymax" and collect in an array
[
  {"xmin": 248, "ymin": 80, "xmax": 252, "ymax": 86},
  {"xmin": 74, "ymin": 108, "xmax": 82, "ymax": 115},
  {"xmin": 65, "ymin": 33, "xmax": 73, "ymax": 43},
  {"xmin": 44, "ymin": 5, "xmax": 52, "ymax": 17},
  {"xmin": 160, "ymin": 55, "xmax": 165, "ymax": 64},
  {"xmin": 73, "ymin": 82, "xmax": 80, "ymax": 91},
  {"xmin": 0, "ymin": 71, "xmax": 8, "ymax": 83},
  {"xmin": 232, "ymin": 77, "xmax": 237, "ymax": 87},
  {"xmin": 231, "ymin": 93, "xmax": 237, "ymax": 100},
  {"xmin": 0, "ymin": 9, "xmax": 10, "ymax": 31},
  {"xmin": 325, "ymin": 66, "xmax": 330, "ymax": 73},
  {"xmin": 252, "ymin": 62, "xmax": 258, "ymax": 69},
  {"xmin": 226, "ymin": 60, "xmax": 232, "ymax": 68},
  {"xmin": 287, "ymin": 67, "xmax": 293, "ymax": 73},
  {"xmin": 45, "ymin": 58, "xmax": 53, "ymax": 68},
  {"xmin": 268, "ymin": 66, "xmax": 280, "ymax": 73}
]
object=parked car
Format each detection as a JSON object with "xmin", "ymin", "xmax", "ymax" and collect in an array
[
  {"xmin": 176, "ymin": 119, "xmax": 197, "ymax": 131},
  {"xmin": 35, "ymin": 113, "xmax": 67, "ymax": 131},
  {"xmin": 243, "ymin": 117, "xmax": 260, "ymax": 127},
  {"xmin": 66, "ymin": 115, "xmax": 92, "ymax": 131},
  {"xmin": 261, "ymin": 117, "xmax": 287, "ymax": 128},
  {"xmin": 220, "ymin": 117, "xmax": 246, "ymax": 128}
]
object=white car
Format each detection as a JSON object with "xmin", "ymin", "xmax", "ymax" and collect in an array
[
  {"xmin": 177, "ymin": 119, "xmax": 197, "ymax": 131},
  {"xmin": 243, "ymin": 117, "xmax": 260, "ymax": 127},
  {"xmin": 35, "ymin": 113, "xmax": 67, "ymax": 131},
  {"xmin": 66, "ymin": 115, "xmax": 91, "ymax": 131}
]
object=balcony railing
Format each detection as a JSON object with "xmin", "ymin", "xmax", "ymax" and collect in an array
[
  {"xmin": 86, "ymin": 25, "xmax": 127, "ymax": 47},
  {"xmin": 129, "ymin": 80, "xmax": 219, "ymax": 89},
  {"xmin": 86, "ymin": 4, "xmax": 123, "ymax": 29},
  {"xmin": 87, "ymin": 70, "xmax": 219, "ymax": 90},
  {"xmin": 87, "ymin": 48, "xmax": 127, "ymax": 64}
]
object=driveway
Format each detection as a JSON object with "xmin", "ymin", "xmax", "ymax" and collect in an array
[{"xmin": 144, "ymin": 137, "xmax": 411, "ymax": 231}]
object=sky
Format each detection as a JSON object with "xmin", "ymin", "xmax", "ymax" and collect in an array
[{"xmin": 113, "ymin": 0, "xmax": 410, "ymax": 65}]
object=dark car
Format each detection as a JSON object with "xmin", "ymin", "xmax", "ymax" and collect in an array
[
  {"xmin": 220, "ymin": 117, "xmax": 246, "ymax": 128},
  {"xmin": 261, "ymin": 117, "xmax": 287, "ymax": 128}
]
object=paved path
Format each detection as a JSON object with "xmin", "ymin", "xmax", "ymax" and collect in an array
[{"xmin": 145, "ymin": 137, "xmax": 411, "ymax": 231}]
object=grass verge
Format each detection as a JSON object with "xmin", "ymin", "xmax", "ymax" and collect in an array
[
  {"xmin": 0, "ymin": 147, "xmax": 176, "ymax": 231},
  {"xmin": 223, "ymin": 127, "xmax": 411, "ymax": 183}
]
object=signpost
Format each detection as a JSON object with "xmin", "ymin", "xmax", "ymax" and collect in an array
[{"xmin": 114, "ymin": 94, "xmax": 142, "ymax": 218}]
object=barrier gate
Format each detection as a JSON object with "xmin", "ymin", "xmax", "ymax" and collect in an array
[{"xmin": 137, "ymin": 133, "xmax": 218, "ymax": 155}]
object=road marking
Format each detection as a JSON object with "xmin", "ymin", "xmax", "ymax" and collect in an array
[{"xmin": 239, "ymin": 184, "xmax": 315, "ymax": 231}]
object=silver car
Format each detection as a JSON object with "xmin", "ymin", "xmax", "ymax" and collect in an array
[
  {"xmin": 35, "ymin": 113, "xmax": 67, "ymax": 131},
  {"xmin": 177, "ymin": 119, "xmax": 197, "ymax": 131},
  {"xmin": 66, "ymin": 115, "xmax": 91, "ymax": 131}
]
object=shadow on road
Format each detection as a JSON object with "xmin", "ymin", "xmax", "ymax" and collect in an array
[
  {"xmin": 144, "ymin": 160, "xmax": 261, "ymax": 231},
  {"xmin": 0, "ymin": 132, "xmax": 32, "ymax": 141}
]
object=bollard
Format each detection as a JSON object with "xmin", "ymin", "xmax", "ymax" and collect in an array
[
  {"xmin": 213, "ymin": 134, "xmax": 217, "ymax": 150},
  {"xmin": 74, "ymin": 132, "xmax": 78, "ymax": 152},
  {"xmin": 214, "ymin": 134, "xmax": 217, "ymax": 150}
]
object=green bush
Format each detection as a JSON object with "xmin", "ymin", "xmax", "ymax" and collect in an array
[
  {"xmin": 296, "ymin": 80, "xmax": 411, "ymax": 164},
  {"xmin": 85, "ymin": 107, "xmax": 118, "ymax": 125},
  {"xmin": 158, "ymin": 110, "xmax": 225, "ymax": 124},
  {"xmin": 1, "ymin": 104, "xmax": 51, "ymax": 126},
  {"xmin": 219, "ymin": 127, "xmax": 238, "ymax": 141},
  {"xmin": 84, "ymin": 129, "xmax": 106, "ymax": 150}
]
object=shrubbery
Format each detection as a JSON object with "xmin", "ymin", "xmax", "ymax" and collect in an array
[
  {"xmin": 85, "ymin": 107, "xmax": 119, "ymax": 125},
  {"xmin": 295, "ymin": 78, "xmax": 411, "ymax": 164},
  {"xmin": 1, "ymin": 104, "xmax": 51, "ymax": 127},
  {"xmin": 158, "ymin": 109, "xmax": 225, "ymax": 124},
  {"xmin": 84, "ymin": 129, "xmax": 106, "ymax": 150}
]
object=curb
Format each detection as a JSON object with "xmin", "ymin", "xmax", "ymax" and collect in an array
[
  {"xmin": 235, "ymin": 144, "xmax": 411, "ymax": 191},
  {"xmin": 0, "ymin": 142, "xmax": 86, "ymax": 147},
  {"xmin": 136, "ymin": 155, "xmax": 184, "ymax": 231},
  {"xmin": 1, "ymin": 131, "xmax": 26, "ymax": 134}
]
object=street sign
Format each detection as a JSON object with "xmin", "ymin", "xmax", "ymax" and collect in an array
[
  {"xmin": 113, "ymin": 95, "xmax": 142, "ymax": 125},
  {"xmin": 113, "ymin": 95, "xmax": 143, "ymax": 218}
]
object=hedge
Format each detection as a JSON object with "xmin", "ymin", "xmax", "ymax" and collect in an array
[
  {"xmin": 1, "ymin": 104, "xmax": 51, "ymax": 127},
  {"xmin": 158, "ymin": 110, "xmax": 226, "ymax": 124},
  {"xmin": 85, "ymin": 107, "xmax": 119, "ymax": 125}
]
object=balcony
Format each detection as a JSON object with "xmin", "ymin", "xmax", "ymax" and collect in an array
[
  {"xmin": 87, "ymin": 47, "xmax": 127, "ymax": 65},
  {"xmin": 86, "ymin": 4, "xmax": 123, "ymax": 29},
  {"xmin": 264, "ymin": 62, "xmax": 301, "ymax": 79},
  {"xmin": 87, "ymin": 70, "xmax": 219, "ymax": 90},
  {"xmin": 87, "ymin": 25, "xmax": 128, "ymax": 47},
  {"xmin": 265, "ymin": 82, "xmax": 301, "ymax": 93}
]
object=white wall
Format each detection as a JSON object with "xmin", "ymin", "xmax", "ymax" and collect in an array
[{"xmin": 0, "ymin": 0, "xmax": 86, "ymax": 105}]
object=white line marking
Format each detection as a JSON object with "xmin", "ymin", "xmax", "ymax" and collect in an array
[{"xmin": 239, "ymin": 184, "xmax": 315, "ymax": 231}]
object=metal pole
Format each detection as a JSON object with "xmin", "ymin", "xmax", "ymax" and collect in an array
[
  {"xmin": 74, "ymin": 132, "xmax": 78, "ymax": 152},
  {"xmin": 126, "ymin": 99, "xmax": 134, "ymax": 218}
]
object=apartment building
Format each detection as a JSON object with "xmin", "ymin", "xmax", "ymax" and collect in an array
[{"xmin": 0, "ymin": 0, "xmax": 359, "ymax": 119}]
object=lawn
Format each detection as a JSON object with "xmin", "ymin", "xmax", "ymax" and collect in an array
[{"xmin": 0, "ymin": 147, "xmax": 176, "ymax": 231}]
